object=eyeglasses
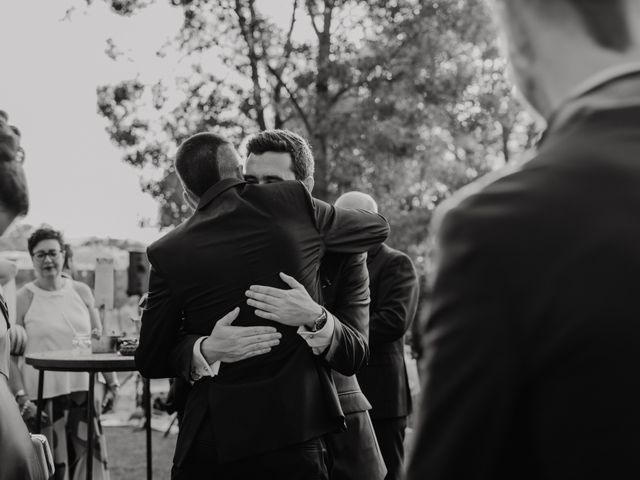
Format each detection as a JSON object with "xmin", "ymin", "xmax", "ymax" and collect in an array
[
  {"xmin": 32, "ymin": 250, "xmax": 63, "ymax": 262},
  {"xmin": 243, "ymin": 174, "xmax": 285, "ymax": 184}
]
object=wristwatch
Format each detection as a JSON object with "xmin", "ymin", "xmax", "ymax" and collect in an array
[{"xmin": 311, "ymin": 307, "xmax": 328, "ymax": 332}]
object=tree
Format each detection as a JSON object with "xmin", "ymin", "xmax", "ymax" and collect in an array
[{"xmin": 85, "ymin": 0, "xmax": 538, "ymax": 282}]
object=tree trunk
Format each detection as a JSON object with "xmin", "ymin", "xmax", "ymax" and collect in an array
[
  {"xmin": 312, "ymin": 134, "xmax": 329, "ymax": 199},
  {"xmin": 501, "ymin": 121, "xmax": 511, "ymax": 163},
  {"xmin": 310, "ymin": 0, "xmax": 334, "ymax": 200}
]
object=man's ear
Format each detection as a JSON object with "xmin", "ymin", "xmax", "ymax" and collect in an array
[
  {"xmin": 302, "ymin": 176, "xmax": 315, "ymax": 193},
  {"xmin": 235, "ymin": 164, "xmax": 244, "ymax": 180}
]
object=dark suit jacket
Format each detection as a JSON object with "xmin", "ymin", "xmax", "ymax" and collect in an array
[
  {"xmin": 167, "ymin": 253, "xmax": 371, "ymax": 424},
  {"xmin": 320, "ymin": 253, "xmax": 387, "ymax": 478},
  {"xmin": 168, "ymin": 255, "xmax": 374, "ymax": 429},
  {"xmin": 135, "ymin": 178, "xmax": 389, "ymax": 464},
  {"xmin": 357, "ymin": 243, "xmax": 419, "ymax": 419},
  {"xmin": 407, "ymin": 99, "xmax": 640, "ymax": 478},
  {"xmin": 168, "ymin": 251, "xmax": 380, "ymax": 476},
  {"xmin": 320, "ymin": 252, "xmax": 371, "ymax": 413}
]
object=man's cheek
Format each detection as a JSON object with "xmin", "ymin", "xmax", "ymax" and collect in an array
[{"xmin": 0, "ymin": 137, "xmax": 18, "ymax": 160}]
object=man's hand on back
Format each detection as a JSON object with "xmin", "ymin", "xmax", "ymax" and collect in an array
[
  {"xmin": 201, "ymin": 307, "xmax": 283, "ymax": 364},
  {"xmin": 246, "ymin": 272, "xmax": 323, "ymax": 329}
]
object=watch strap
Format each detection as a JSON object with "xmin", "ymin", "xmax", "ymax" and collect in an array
[{"xmin": 311, "ymin": 307, "xmax": 328, "ymax": 332}]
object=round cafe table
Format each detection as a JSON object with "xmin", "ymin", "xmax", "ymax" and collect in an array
[{"xmin": 25, "ymin": 351, "xmax": 153, "ymax": 480}]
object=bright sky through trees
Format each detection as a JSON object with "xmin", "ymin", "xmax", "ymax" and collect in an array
[{"xmin": 0, "ymin": 0, "xmax": 292, "ymax": 243}]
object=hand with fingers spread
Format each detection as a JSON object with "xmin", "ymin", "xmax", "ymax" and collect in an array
[
  {"xmin": 246, "ymin": 272, "xmax": 323, "ymax": 329},
  {"xmin": 200, "ymin": 307, "xmax": 283, "ymax": 364}
]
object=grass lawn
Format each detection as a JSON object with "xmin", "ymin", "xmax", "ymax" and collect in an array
[
  {"xmin": 104, "ymin": 409, "xmax": 419, "ymax": 479},
  {"xmin": 105, "ymin": 426, "xmax": 177, "ymax": 480}
]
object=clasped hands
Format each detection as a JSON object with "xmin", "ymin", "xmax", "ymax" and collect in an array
[{"xmin": 200, "ymin": 272, "xmax": 322, "ymax": 364}]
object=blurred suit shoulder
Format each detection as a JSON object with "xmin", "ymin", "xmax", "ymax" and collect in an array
[{"xmin": 431, "ymin": 160, "xmax": 527, "ymax": 238}]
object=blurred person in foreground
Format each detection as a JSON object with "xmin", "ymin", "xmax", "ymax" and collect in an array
[
  {"xmin": 4, "ymin": 256, "xmax": 42, "ymax": 432},
  {"xmin": 13, "ymin": 227, "xmax": 119, "ymax": 480},
  {"xmin": 407, "ymin": 1, "xmax": 640, "ymax": 479},
  {"xmin": 335, "ymin": 192, "xmax": 419, "ymax": 480},
  {"xmin": 135, "ymin": 132, "xmax": 389, "ymax": 479},
  {"xmin": 0, "ymin": 110, "xmax": 47, "ymax": 479},
  {"xmin": 241, "ymin": 130, "xmax": 387, "ymax": 480}
]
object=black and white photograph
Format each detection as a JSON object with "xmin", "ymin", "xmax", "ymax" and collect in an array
[{"xmin": 1, "ymin": 0, "xmax": 639, "ymax": 479}]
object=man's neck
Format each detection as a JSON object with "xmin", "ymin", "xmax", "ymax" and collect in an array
[{"xmin": 545, "ymin": 65, "xmax": 640, "ymax": 136}]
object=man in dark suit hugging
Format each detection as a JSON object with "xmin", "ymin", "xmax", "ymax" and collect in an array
[{"xmin": 135, "ymin": 132, "xmax": 389, "ymax": 479}]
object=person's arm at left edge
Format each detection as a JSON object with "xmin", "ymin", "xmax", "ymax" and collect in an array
[
  {"xmin": 246, "ymin": 253, "xmax": 370, "ymax": 376},
  {"xmin": 1, "ymin": 259, "xmax": 26, "ymax": 359},
  {"xmin": 1, "ymin": 259, "xmax": 28, "ymax": 397},
  {"xmin": 135, "ymin": 249, "xmax": 183, "ymax": 379}
]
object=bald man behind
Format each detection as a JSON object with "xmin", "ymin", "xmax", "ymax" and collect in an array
[
  {"xmin": 334, "ymin": 191, "xmax": 379, "ymax": 213},
  {"xmin": 336, "ymin": 192, "xmax": 419, "ymax": 480}
]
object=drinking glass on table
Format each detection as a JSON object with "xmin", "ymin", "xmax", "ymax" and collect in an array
[{"xmin": 72, "ymin": 334, "xmax": 92, "ymax": 355}]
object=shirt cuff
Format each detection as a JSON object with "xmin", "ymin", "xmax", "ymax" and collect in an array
[
  {"xmin": 297, "ymin": 311, "xmax": 336, "ymax": 355},
  {"xmin": 191, "ymin": 336, "xmax": 221, "ymax": 382}
]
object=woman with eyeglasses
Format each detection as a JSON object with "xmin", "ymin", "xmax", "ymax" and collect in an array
[{"xmin": 14, "ymin": 227, "xmax": 118, "ymax": 480}]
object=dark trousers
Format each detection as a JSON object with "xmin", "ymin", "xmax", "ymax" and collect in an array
[
  {"xmin": 172, "ymin": 412, "xmax": 330, "ymax": 480},
  {"xmin": 327, "ymin": 411, "xmax": 386, "ymax": 480},
  {"xmin": 372, "ymin": 416, "xmax": 407, "ymax": 480}
]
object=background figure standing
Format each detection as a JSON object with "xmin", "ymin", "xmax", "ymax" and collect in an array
[
  {"xmin": 336, "ymin": 191, "xmax": 419, "ymax": 480},
  {"xmin": 407, "ymin": 1, "xmax": 640, "ymax": 479},
  {"xmin": 15, "ymin": 227, "xmax": 119, "ymax": 480}
]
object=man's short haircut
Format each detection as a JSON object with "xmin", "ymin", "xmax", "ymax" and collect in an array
[
  {"xmin": 535, "ymin": 0, "xmax": 631, "ymax": 51},
  {"xmin": 28, "ymin": 227, "xmax": 65, "ymax": 255},
  {"xmin": 174, "ymin": 132, "xmax": 239, "ymax": 197},
  {"xmin": 245, "ymin": 130, "xmax": 314, "ymax": 181}
]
